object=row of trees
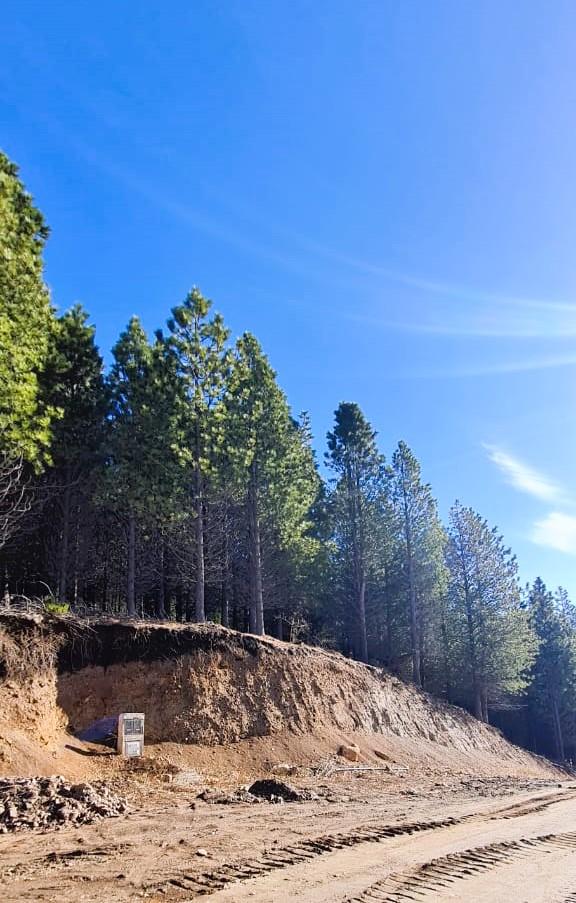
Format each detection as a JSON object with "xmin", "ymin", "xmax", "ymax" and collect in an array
[{"xmin": 1, "ymin": 151, "xmax": 575, "ymax": 760}]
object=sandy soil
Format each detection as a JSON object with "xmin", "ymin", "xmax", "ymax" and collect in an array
[
  {"xmin": 1, "ymin": 614, "xmax": 572, "ymax": 900},
  {"xmin": 0, "ymin": 763, "xmax": 574, "ymax": 902}
]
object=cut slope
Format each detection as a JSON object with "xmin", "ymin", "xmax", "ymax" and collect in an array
[{"xmin": 0, "ymin": 613, "xmax": 559, "ymax": 779}]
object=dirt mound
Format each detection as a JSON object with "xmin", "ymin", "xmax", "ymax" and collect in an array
[
  {"xmin": 0, "ymin": 613, "xmax": 561, "ymax": 781},
  {"xmin": 196, "ymin": 779, "xmax": 318, "ymax": 805},
  {"xmin": 247, "ymin": 779, "xmax": 318, "ymax": 802},
  {"xmin": 0, "ymin": 776, "xmax": 128, "ymax": 832}
]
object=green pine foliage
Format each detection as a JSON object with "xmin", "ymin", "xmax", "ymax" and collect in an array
[
  {"xmin": 0, "ymin": 152, "xmax": 56, "ymax": 464},
  {"xmin": 526, "ymin": 579, "xmax": 576, "ymax": 760},
  {"xmin": 225, "ymin": 333, "xmax": 320, "ymax": 634},
  {"xmin": 447, "ymin": 503, "xmax": 536, "ymax": 721},
  {"xmin": 39, "ymin": 304, "xmax": 107, "ymax": 602},
  {"xmin": 2, "ymin": 148, "xmax": 576, "ymax": 759},
  {"xmin": 326, "ymin": 402, "xmax": 384, "ymax": 661},
  {"xmin": 390, "ymin": 441, "xmax": 448, "ymax": 687}
]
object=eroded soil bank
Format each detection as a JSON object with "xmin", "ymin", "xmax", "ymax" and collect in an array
[{"xmin": 0, "ymin": 613, "xmax": 559, "ymax": 780}]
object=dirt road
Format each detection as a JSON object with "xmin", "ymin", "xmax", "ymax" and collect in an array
[
  {"xmin": 1, "ymin": 776, "xmax": 576, "ymax": 902},
  {"xmin": 206, "ymin": 790, "xmax": 576, "ymax": 902}
]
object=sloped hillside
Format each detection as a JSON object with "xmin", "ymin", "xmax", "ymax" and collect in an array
[{"xmin": 0, "ymin": 613, "xmax": 558, "ymax": 779}]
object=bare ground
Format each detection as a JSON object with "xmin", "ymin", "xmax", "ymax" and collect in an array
[
  {"xmin": 0, "ymin": 762, "xmax": 575, "ymax": 902},
  {"xmin": 1, "ymin": 614, "xmax": 573, "ymax": 900}
]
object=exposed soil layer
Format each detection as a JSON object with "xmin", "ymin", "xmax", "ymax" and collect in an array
[{"xmin": 0, "ymin": 612, "xmax": 560, "ymax": 781}]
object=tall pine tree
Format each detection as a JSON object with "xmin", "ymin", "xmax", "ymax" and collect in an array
[
  {"xmin": 447, "ymin": 502, "xmax": 536, "ymax": 721},
  {"xmin": 163, "ymin": 288, "xmax": 230, "ymax": 623},
  {"xmin": 326, "ymin": 403, "xmax": 383, "ymax": 662},
  {"xmin": 105, "ymin": 318, "xmax": 179, "ymax": 616},
  {"xmin": 0, "ymin": 152, "xmax": 56, "ymax": 465},
  {"xmin": 390, "ymin": 442, "xmax": 447, "ymax": 686},
  {"xmin": 225, "ymin": 333, "xmax": 319, "ymax": 635},
  {"xmin": 527, "ymin": 578, "xmax": 576, "ymax": 761},
  {"xmin": 41, "ymin": 305, "xmax": 107, "ymax": 601}
]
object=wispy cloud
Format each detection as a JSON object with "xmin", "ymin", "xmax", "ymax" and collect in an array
[
  {"xmin": 485, "ymin": 446, "xmax": 576, "ymax": 556},
  {"xmin": 484, "ymin": 445, "xmax": 566, "ymax": 503},
  {"xmin": 322, "ymin": 255, "xmax": 576, "ymax": 338},
  {"xmin": 532, "ymin": 512, "xmax": 576, "ymax": 555},
  {"xmin": 387, "ymin": 273, "xmax": 576, "ymax": 315},
  {"xmin": 351, "ymin": 293, "xmax": 576, "ymax": 339},
  {"xmin": 384, "ymin": 354, "xmax": 576, "ymax": 379}
]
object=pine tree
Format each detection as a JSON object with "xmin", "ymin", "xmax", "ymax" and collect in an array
[
  {"xmin": 326, "ymin": 403, "xmax": 383, "ymax": 662},
  {"xmin": 163, "ymin": 288, "xmax": 230, "ymax": 623},
  {"xmin": 0, "ymin": 152, "xmax": 57, "ymax": 465},
  {"xmin": 225, "ymin": 333, "xmax": 319, "ymax": 635},
  {"xmin": 0, "ymin": 154, "xmax": 58, "ymax": 556},
  {"xmin": 527, "ymin": 578, "xmax": 576, "ymax": 761},
  {"xmin": 40, "ymin": 305, "xmax": 107, "ymax": 601},
  {"xmin": 447, "ymin": 502, "xmax": 536, "ymax": 722},
  {"xmin": 390, "ymin": 441, "xmax": 447, "ymax": 686},
  {"xmin": 105, "ymin": 318, "xmax": 179, "ymax": 616},
  {"xmin": 368, "ymin": 481, "xmax": 406, "ymax": 671}
]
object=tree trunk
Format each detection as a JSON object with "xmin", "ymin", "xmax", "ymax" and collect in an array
[
  {"xmin": 275, "ymin": 614, "xmax": 284, "ymax": 641},
  {"xmin": 384, "ymin": 571, "xmax": 393, "ymax": 667},
  {"xmin": 481, "ymin": 688, "xmax": 489, "ymax": 724},
  {"xmin": 231, "ymin": 571, "xmax": 241, "ymax": 631},
  {"xmin": 156, "ymin": 534, "xmax": 167, "ymax": 619},
  {"xmin": 473, "ymin": 684, "xmax": 483, "ymax": 721},
  {"xmin": 460, "ymin": 549, "xmax": 481, "ymax": 720},
  {"xmin": 407, "ymin": 551, "xmax": 421, "ymax": 685},
  {"xmin": 58, "ymin": 483, "xmax": 71, "ymax": 601},
  {"xmin": 127, "ymin": 512, "xmax": 136, "ymax": 617},
  {"xmin": 440, "ymin": 616, "xmax": 452, "ymax": 701},
  {"xmin": 72, "ymin": 502, "xmax": 80, "ymax": 605},
  {"xmin": 175, "ymin": 589, "xmax": 184, "ymax": 622},
  {"xmin": 357, "ymin": 575, "xmax": 368, "ymax": 662},
  {"xmin": 221, "ymin": 520, "xmax": 230, "ymax": 627},
  {"xmin": 194, "ymin": 466, "xmax": 206, "ymax": 622},
  {"xmin": 418, "ymin": 610, "xmax": 426, "ymax": 688},
  {"xmin": 551, "ymin": 696, "xmax": 565, "ymax": 761},
  {"xmin": 401, "ymin": 488, "xmax": 421, "ymax": 685},
  {"xmin": 102, "ymin": 567, "xmax": 108, "ymax": 613},
  {"xmin": 248, "ymin": 466, "xmax": 264, "ymax": 635}
]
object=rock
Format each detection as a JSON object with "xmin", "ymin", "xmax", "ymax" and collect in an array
[
  {"xmin": 0, "ymin": 777, "xmax": 129, "ymax": 834},
  {"xmin": 196, "ymin": 848, "xmax": 209, "ymax": 857},
  {"xmin": 271, "ymin": 764, "xmax": 297, "ymax": 777},
  {"xmin": 338, "ymin": 743, "xmax": 361, "ymax": 762},
  {"xmin": 248, "ymin": 779, "xmax": 318, "ymax": 803},
  {"xmin": 197, "ymin": 779, "xmax": 319, "ymax": 806}
]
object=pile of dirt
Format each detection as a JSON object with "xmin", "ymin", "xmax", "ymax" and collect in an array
[
  {"xmin": 0, "ymin": 776, "xmax": 128, "ymax": 832},
  {"xmin": 197, "ymin": 779, "xmax": 320, "ymax": 805},
  {"xmin": 248, "ymin": 778, "xmax": 319, "ymax": 802},
  {"xmin": 0, "ymin": 613, "xmax": 562, "ymax": 781}
]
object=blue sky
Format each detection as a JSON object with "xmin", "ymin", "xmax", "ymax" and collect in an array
[{"xmin": 3, "ymin": 1, "xmax": 576, "ymax": 595}]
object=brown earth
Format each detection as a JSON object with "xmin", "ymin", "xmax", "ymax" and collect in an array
[
  {"xmin": 0, "ymin": 613, "xmax": 560, "ymax": 781},
  {"xmin": 1, "ymin": 612, "xmax": 573, "ymax": 901}
]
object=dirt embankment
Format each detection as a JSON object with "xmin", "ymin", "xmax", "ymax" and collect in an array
[{"xmin": 0, "ymin": 613, "xmax": 559, "ymax": 780}]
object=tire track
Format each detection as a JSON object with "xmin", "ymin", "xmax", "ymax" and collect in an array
[
  {"xmin": 485, "ymin": 790, "xmax": 576, "ymax": 821},
  {"xmin": 157, "ymin": 816, "xmax": 462, "ymax": 896},
  {"xmin": 154, "ymin": 790, "xmax": 576, "ymax": 898},
  {"xmin": 345, "ymin": 831, "xmax": 576, "ymax": 902},
  {"xmin": 0, "ymin": 843, "xmax": 132, "ymax": 882}
]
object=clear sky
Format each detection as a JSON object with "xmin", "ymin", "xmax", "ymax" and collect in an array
[{"xmin": 3, "ymin": 1, "xmax": 576, "ymax": 595}]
